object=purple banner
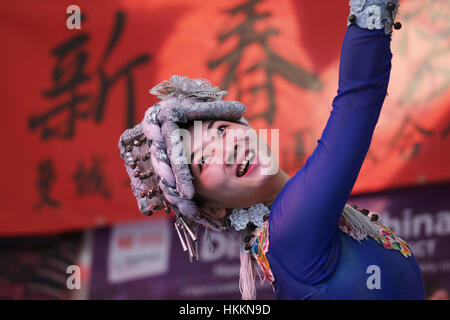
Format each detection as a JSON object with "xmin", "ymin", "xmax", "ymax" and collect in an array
[
  {"xmin": 90, "ymin": 217, "xmax": 274, "ymax": 299},
  {"xmin": 350, "ymin": 183, "xmax": 450, "ymax": 299}
]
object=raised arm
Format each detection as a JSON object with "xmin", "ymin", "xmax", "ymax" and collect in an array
[{"xmin": 268, "ymin": 1, "xmax": 399, "ymax": 284}]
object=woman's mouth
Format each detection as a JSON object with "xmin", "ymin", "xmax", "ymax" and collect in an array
[{"xmin": 236, "ymin": 149, "xmax": 255, "ymax": 177}]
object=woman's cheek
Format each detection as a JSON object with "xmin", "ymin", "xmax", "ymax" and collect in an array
[{"xmin": 200, "ymin": 166, "xmax": 229, "ymax": 191}]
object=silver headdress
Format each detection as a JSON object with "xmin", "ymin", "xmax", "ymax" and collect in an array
[{"xmin": 118, "ymin": 75, "xmax": 249, "ymax": 262}]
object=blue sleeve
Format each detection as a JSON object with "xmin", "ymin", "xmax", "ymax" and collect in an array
[{"xmin": 268, "ymin": 24, "xmax": 393, "ymax": 284}]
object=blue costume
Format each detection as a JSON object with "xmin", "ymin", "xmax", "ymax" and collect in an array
[
  {"xmin": 260, "ymin": 2, "xmax": 426, "ymax": 300},
  {"xmin": 118, "ymin": 0, "xmax": 426, "ymax": 301}
]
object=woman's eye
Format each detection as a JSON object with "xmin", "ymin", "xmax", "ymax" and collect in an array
[
  {"xmin": 217, "ymin": 125, "xmax": 228, "ymax": 136},
  {"xmin": 198, "ymin": 124, "xmax": 227, "ymax": 173}
]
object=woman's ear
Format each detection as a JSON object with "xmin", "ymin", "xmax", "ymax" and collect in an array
[{"xmin": 198, "ymin": 206, "xmax": 228, "ymax": 220}]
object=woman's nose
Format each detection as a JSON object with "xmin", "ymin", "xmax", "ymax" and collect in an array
[{"xmin": 223, "ymin": 135, "xmax": 238, "ymax": 166}]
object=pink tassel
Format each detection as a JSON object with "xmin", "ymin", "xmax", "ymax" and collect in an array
[{"xmin": 239, "ymin": 232, "xmax": 256, "ymax": 300}]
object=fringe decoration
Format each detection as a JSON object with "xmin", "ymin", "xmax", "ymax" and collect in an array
[
  {"xmin": 239, "ymin": 230, "xmax": 256, "ymax": 300},
  {"xmin": 341, "ymin": 204, "xmax": 382, "ymax": 241}
]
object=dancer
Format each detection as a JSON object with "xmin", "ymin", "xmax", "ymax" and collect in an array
[{"xmin": 119, "ymin": 0, "xmax": 425, "ymax": 299}]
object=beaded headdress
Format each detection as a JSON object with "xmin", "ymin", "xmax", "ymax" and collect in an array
[{"xmin": 118, "ymin": 75, "xmax": 250, "ymax": 262}]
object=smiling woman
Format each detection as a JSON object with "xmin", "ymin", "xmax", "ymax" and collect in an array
[
  {"xmin": 177, "ymin": 118, "xmax": 288, "ymax": 216},
  {"xmin": 119, "ymin": 0, "xmax": 425, "ymax": 301}
]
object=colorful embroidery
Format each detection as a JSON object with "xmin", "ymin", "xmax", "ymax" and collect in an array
[
  {"xmin": 251, "ymin": 221, "xmax": 275, "ymax": 287},
  {"xmin": 372, "ymin": 221, "xmax": 412, "ymax": 258},
  {"xmin": 339, "ymin": 216, "xmax": 412, "ymax": 258},
  {"xmin": 251, "ymin": 214, "xmax": 411, "ymax": 289},
  {"xmin": 338, "ymin": 215, "xmax": 355, "ymax": 238}
]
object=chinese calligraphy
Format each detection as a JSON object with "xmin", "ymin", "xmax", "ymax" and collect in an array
[
  {"xmin": 209, "ymin": 0, "xmax": 323, "ymax": 124},
  {"xmin": 72, "ymin": 156, "xmax": 111, "ymax": 199},
  {"xmin": 29, "ymin": 11, "xmax": 150, "ymax": 141},
  {"xmin": 34, "ymin": 159, "xmax": 60, "ymax": 211}
]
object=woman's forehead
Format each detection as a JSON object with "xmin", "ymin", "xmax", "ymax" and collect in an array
[
  {"xmin": 188, "ymin": 119, "xmax": 218, "ymax": 132},
  {"xmin": 182, "ymin": 120, "xmax": 219, "ymax": 158},
  {"xmin": 184, "ymin": 119, "xmax": 247, "ymax": 154},
  {"xmin": 187, "ymin": 119, "xmax": 227, "ymax": 139}
]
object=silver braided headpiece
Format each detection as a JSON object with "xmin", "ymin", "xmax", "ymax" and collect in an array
[{"xmin": 118, "ymin": 75, "xmax": 248, "ymax": 261}]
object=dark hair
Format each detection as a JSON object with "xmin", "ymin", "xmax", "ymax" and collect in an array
[
  {"xmin": 192, "ymin": 193, "xmax": 206, "ymax": 208},
  {"xmin": 177, "ymin": 118, "xmax": 244, "ymax": 130}
]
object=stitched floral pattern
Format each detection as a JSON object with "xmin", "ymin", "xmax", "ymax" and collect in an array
[
  {"xmin": 365, "ymin": 5, "xmax": 383, "ymax": 30},
  {"xmin": 350, "ymin": 0, "xmax": 366, "ymax": 13},
  {"xmin": 339, "ymin": 215, "xmax": 412, "ymax": 258},
  {"xmin": 372, "ymin": 221, "xmax": 412, "ymax": 258},
  {"xmin": 347, "ymin": 0, "xmax": 400, "ymax": 35},
  {"xmin": 229, "ymin": 203, "xmax": 269, "ymax": 231}
]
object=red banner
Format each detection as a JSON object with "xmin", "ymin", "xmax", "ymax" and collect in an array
[{"xmin": 0, "ymin": 0, "xmax": 449, "ymax": 235}]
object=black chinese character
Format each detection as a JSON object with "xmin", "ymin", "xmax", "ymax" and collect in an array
[
  {"xmin": 34, "ymin": 159, "xmax": 60, "ymax": 211},
  {"xmin": 29, "ymin": 11, "xmax": 150, "ymax": 141},
  {"xmin": 72, "ymin": 156, "xmax": 111, "ymax": 199},
  {"xmin": 209, "ymin": 0, "xmax": 323, "ymax": 124},
  {"xmin": 398, "ymin": 1, "xmax": 449, "ymax": 106},
  {"xmin": 28, "ymin": 34, "xmax": 92, "ymax": 140},
  {"xmin": 389, "ymin": 114, "xmax": 435, "ymax": 160}
]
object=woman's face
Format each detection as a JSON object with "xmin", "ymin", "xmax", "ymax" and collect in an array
[{"xmin": 181, "ymin": 119, "xmax": 281, "ymax": 217}]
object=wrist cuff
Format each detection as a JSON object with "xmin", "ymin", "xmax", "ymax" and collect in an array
[{"xmin": 347, "ymin": 0, "xmax": 400, "ymax": 35}]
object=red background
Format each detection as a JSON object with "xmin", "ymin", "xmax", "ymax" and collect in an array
[{"xmin": 0, "ymin": 0, "xmax": 448, "ymax": 235}]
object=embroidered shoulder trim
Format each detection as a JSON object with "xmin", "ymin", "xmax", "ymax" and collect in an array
[
  {"xmin": 338, "ymin": 215, "xmax": 412, "ymax": 258},
  {"xmin": 251, "ymin": 221, "xmax": 275, "ymax": 287}
]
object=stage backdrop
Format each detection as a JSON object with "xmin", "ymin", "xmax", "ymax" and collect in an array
[{"xmin": 0, "ymin": 0, "xmax": 449, "ymax": 235}]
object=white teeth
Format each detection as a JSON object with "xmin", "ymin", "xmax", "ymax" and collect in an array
[
  {"xmin": 238, "ymin": 160, "xmax": 248, "ymax": 175},
  {"xmin": 237, "ymin": 150, "xmax": 255, "ymax": 177}
]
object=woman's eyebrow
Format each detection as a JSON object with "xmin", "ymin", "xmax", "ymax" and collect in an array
[
  {"xmin": 207, "ymin": 120, "xmax": 217, "ymax": 131},
  {"xmin": 190, "ymin": 120, "xmax": 218, "ymax": 163}
]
